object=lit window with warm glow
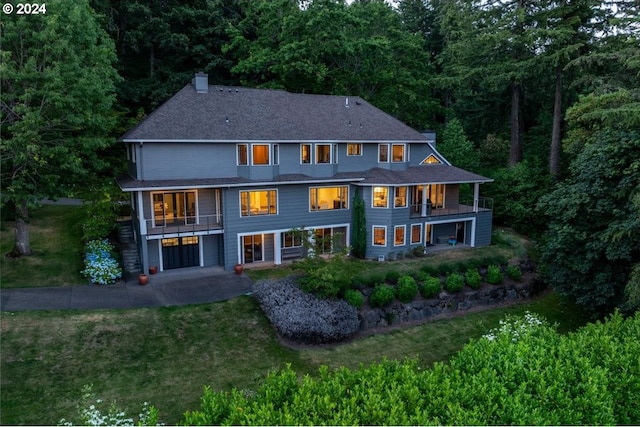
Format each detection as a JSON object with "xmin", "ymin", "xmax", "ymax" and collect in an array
[
  {"xmin": 237, "ymin": 144, "xmax": 248, "ymax": 165},
  {"xmin": 316, "ymin": 144, "xmax": 331, "ymax": 164},
  {"xmin": 373, "ymin": 226, "xmax": 386, "ymax": 246},
  {"xmin": 309, "ymin": 186, "xmax": 349, "ymax": 211},
  {"xmin": 378, "ymin": 144, "xmax": 389, "ymax": 162},
  {"xmin": 411, "ymin": 224, "xmax": 422, "ymax": 244},
  {"xmin": 372, "ymin": 186, "xmax": 388, "ymax": 208},
  {"xmin": 394, "ymin": 186, "xmax": 407, "ymax": 208},
  {"xmin": 420, "ymin": 154, "xmax": 441, "ymax": 164},
  {"xmin": 392, "ymin": 144, "xmax": 405, "ymax": 162},
  {"xmin": 252, "ymin": 144, "xmax": 270, "ymax": 165},
  {"xmin": 240, "ymin": 190, "xmax": 277, "ymax": 216},
  {"xmin": 347, "ymin": 143, "xmax": 362, "ymax": 156},
  {"xmin": 301, "ymin": 144, "xmax": 311, "ymax": 164},
  {"xmin": 394, "ymin": 225, "xmax": 406, "ymax": 246}
]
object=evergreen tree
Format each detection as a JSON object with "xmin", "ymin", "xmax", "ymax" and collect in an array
[{"xmin": 350, "ymin": 188, "xmax": 367, "ymax": 259}]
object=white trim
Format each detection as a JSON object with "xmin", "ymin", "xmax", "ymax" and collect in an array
[
  {"xmin": 122, "ymin": 138, "xmax": 427, "ymax": 144},
  {"xmin": 157, "ymin": 240, "xmax": 163, "ymax": 271},
  {"xmin": 394, "ymin": 185, "xmax": 408, "ymax": 208},
  {"xmin": 251, "ymin": 143, "xmax": 271, "ymax": 166},
  {"xmin": 315, "ymin": 143, "xmax": 332, "ymax": 164},
  {"xmin": 372, "ymin": 225, "xmax": 387, "ymax": 247},
  {"xmin": 394, "ymin": 225, "xmax": 406, "ymax": 247},
  {"xmin": 300, "ymin": 143, "xmax": 312, "ymax": 164},
  {"xmin": 145, "ymin": 229, "xmax": 223, "ymax": 240},
  {"xmin": 149, "ymin": 190, "xmax": 199, "ymax": 228},
  {"xmin": 410, "ymin": 223, "xmax": 422, "ymax": 244},
  {"xmin": 120, "ymin": 177, "xmax": 366, "ymax": 192},
  {"xmin": 424, "ymin": 217, "xmax": 477, "ymax": 247}
]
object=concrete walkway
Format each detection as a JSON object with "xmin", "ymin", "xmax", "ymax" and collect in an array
[{"xmin": 0, "ymin": 267, "xmax": 253, "ymax": 312}]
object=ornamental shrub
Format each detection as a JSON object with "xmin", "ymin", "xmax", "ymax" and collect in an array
[
  {"xmin": 369, "ymin": 284, "xmax": 396, "ymax": 308},
  {"xmin": 253, "ymin": 277, "xmax": 359, "ymax": 343},
  {"xmin": 419, "ymin": 275, "xmax": 441, "ymax": 298},
  {"xmin": 82, "ymin": 239, "xmax": 122, "ymax": 285},
  {"xmin": 445, "ymin": 273, "xmax": 465, "ymax": 292},
  {"xmin": 465, "ymin": 268, "xmax": 483, "ymax": 289},
  {"xmin": 506, "ymin": 265, "xmax": 523, "ymax": 281},
  {"xmin": 344, "ymin": 289, "xmax": 364, "ymax": 309},
  {"xmin": 385, "ymin": 269, "xmax": 401, "ymax": 284},
  {"xmin": 487, "ymin": 264, "xmax": 503, "ymax": 284},
  {"xmin": 396, "ymin": 275, "xmax": 418, "ymax": 303}
]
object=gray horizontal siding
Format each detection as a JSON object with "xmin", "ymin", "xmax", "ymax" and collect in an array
[
  {"xmin": 140, "ymin": 143, "xmax": 237, "ymax": 180},
  {"xmin": 475, "ymin": 210, "xmax": 493, "ymax": 247}
]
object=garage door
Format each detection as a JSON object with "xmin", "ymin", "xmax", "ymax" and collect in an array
[{"xmin": 162, "ymin": 236, "xmax": 199, "ymax": 269}]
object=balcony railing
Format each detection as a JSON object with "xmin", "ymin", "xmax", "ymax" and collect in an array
[
  {"xmin": 410, "ymin": 197, "xmax": 493, "ymax": 219},
  {"xmin": 145, "ymin": 214, "xmax": 223, "ymax": 235}
]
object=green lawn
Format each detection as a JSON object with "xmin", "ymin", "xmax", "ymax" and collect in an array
[
  {"xmin": 1, "ymin": 292, "xmax": 589, "ymax": 425},
  {"xmin": 1, "ymin": 205, "xmax": 86, "ymax": 288}
]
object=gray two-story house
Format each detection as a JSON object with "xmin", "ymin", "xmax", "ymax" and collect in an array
[{"xmin": 117, "ymin": 73, "xmax": 493, "ymax": 273}]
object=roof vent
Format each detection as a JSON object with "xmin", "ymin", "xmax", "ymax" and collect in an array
[
  {"xmin": 345, "ymin": 97, "xmax": 349, "ymax": 108},
  {"xmin": 193, "ymin": 72, "xmax": 208, "ymax": 94}
]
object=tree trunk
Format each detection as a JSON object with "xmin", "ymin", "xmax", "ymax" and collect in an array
[
  {"xmin": 550, "ymin": 65, "xmax": 563, "ymax": 178},
  {"xmin": 10, "ymin": 200, "xmax": 32, "ymax": 257},
  {"xmin": 509, "ymin": 82, "xmax": 523, "ymax": 167}
]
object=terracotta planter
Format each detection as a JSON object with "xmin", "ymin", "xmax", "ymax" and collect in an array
[
  {"xmin": 149, "ymin": 266, "xmax": 158, "ymax": 274},
  {"xmin": 138, "ymin": 274, "xmax": 149, "ymax": 285},
  {"xmin": 234, "ymin": 264, "xmax": 244, "ymax": 275}
]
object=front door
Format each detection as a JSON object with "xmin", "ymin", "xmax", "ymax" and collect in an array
[
  {"xmin": 162, "ymin": 236, "xmax": 199, "ymax": 269},
  {"xmin": 243, "ymin": 235, "xmax": 263, "ymax": 263}
]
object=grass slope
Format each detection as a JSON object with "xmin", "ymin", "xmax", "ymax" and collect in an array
[
  {"xmin": 1, "ymin": 293, "xmax": 588, "ymax": 425},
  {"xmin": 1, "ymin": 205, "xmax": 85, "ymax": 288}
]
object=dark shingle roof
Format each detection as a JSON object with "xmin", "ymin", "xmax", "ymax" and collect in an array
[
  {"xmin": 120, "ymin": 84, "xmax": 428, "ymax": 142},
  {"xmin": 356, "ymin": 166, "xmax": 492, "ymax": 185}
]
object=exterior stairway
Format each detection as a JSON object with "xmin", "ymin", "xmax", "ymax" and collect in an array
[{"xmin": 117, "ymin": 220, "xmax": 141, "ymax": 274}]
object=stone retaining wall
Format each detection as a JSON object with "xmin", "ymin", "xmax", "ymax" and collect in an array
[{"xmin": 358, "ymin": 280, "xmax": 547, "ymax": 331}]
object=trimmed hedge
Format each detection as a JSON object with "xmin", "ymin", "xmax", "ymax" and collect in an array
[{"xmin": 183, "ymin": 311, "xmax": 640, "ymax": 425}]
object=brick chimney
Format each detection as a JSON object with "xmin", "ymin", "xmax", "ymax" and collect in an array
[{"xmin": 192, "ymin": 72, "xmax": 208, "ymax": 93}]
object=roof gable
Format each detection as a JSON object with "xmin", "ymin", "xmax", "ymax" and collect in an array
[{"xmin": 121, "ymin": 84, "xmax": 429, "ymax": 143}]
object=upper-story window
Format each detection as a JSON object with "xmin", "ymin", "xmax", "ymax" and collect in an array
[
  {"xmin": 301, "ymin": 144, "xmax": 311, "ymax": 164},
  {"xmin": 378, "ymin": 144, "xmax": 389, "ymax": 162},
  {"xmin": 237, "ymin": 144, "xmax": 248, "ymax": 165},
  {"xmin": 347, "ymin": 143, "xmax": 362, "ymax": 156},
  {"xmin": 252, "ymin": 144, "xmax": 270, "ymax": 165},
  {"xmin": 316, "ymin": 144, "xmax": 331, "ymax": 164},
  {"xmin": 240, "ymin": 190, "xmax": 277, "ymax": 216},
  {"xmin": 394, "ymin": 186, "xmax": 407, "ymax": 208},
  {"xmin": 392, "ymin": 144, "xmax": 406, "ymax": 162},
  {"xmin": 372, "ymin": 186, "xmax": 388, "ymax": 208},
  {"xmin": 310, "ymin": 186, "xmax": 348, "ymax": 211},
  {"xmin": 272, "ymin": 144, "xmax": 279, "ymax": 165}
]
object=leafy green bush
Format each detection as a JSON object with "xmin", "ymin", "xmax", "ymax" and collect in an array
[
  {"xmin": 445, "ymin": 273, "xmax": 465, "ymax": 293},
  {"xmin": 419, "ymin": 275, "xmax": 441, "ymax": 298},
  {"xmin": 298, "ymin": 254, "xmax": 354, "ymax": 298},
  {"xmin": 183, "ymin": 312, "xmax": 640, "ymax": 426},
  {"xmin": 369, "ymin": 284, "xmax": 396, "ymax": 308},
  {"xmin": 506, "ymin": 265, "xmax": 523, "ymax": 281},
  {"xmin": 465, "ymin": 268, "xmax": 483, "ymax": 289},
  {"xmin": 396, "ymin": 275, "xmax": 418, "ymax": 303},
  {"xmin": 81, "ymin": 239, "xmax": 122, "ymax": 285},
  {"xmin": 344, "ymin": 289, "xmax": 364, "ymax": 309},
  {"xmin": 385, "ymin": 269, "xmax": 401, "ymax": 284},
  {"xmin": 487, "ymin": 265, "xmax": 503, "ymax": 285}
]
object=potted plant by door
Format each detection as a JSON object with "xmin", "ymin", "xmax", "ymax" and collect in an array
[
  {"xmin": 138, "ymin": 273, "xmax": 149, "ymax": 285},
  {"xmin": 234, "ymin": 264, "xmax": 244, "ymax": 275}
]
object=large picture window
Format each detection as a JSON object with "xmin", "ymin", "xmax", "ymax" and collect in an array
[
  {"xmin": 240, "ymin": 190, "xmax": 277, "ymax": 216},
  {"xmin": 152, "ymin": 191, "xmax": 197, "ymax": 227},
  {"xmin": 252, "ymin": 144, "xmax": 270, "ymax": 165},
  {"xmin": 372, "ymin": 186, "xmax": 388, "ymax": 208},
  {"xmin": 310, "ymin": 186, "xmax": 349, "ymax": 211}
]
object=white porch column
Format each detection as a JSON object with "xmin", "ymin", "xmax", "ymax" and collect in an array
[
  {"xmin": 470, "ymin": 218, "xmax": 477, "ymax": 247},
  {"xmin": 274, "ymin": 232, "xmax": 282, "ymax": 265},
  {"xmin": 421, "ymin": 185, "xmax": 428, "ymax": 216},
  {"xmin": 137, "ymin": 191, "xmax": 147, "ymax": 235},
  {"xmin": 473, "ymin": 183, "xmax": 480, "ymax": 213}
]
